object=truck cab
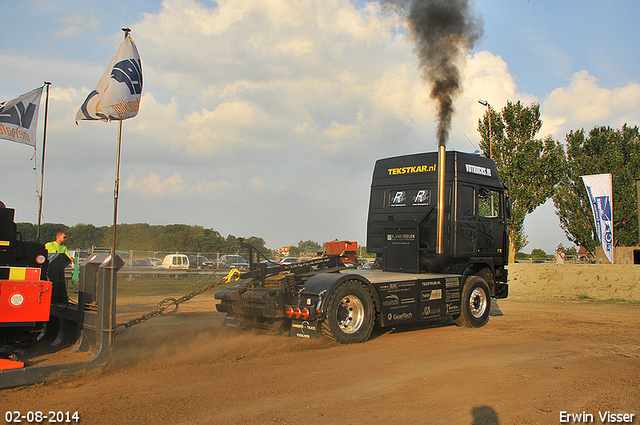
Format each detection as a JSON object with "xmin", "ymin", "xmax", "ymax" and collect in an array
[{"xmin": 366, "ymin": 150, "xmax": 509, "ymax": 297}]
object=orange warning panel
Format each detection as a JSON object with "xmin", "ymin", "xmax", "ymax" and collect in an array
[
  {"xmin": 0, "ymin": 281, "xmax": 52, "ymax": 323},
  {"xmin": 0, "ymin": 359, "xmax": 25, "ymax": 370}
]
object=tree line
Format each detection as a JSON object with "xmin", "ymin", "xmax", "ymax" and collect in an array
[
  {"xmin": 17, "ymin": 221, "xmax": 365, "ymax": 260},
  {"xmin": 17, "ymin": 222, "xmax": 271, "ymax": 256},
  {"xmin": 17, "ymin": 222, "xmax": 346, "ymax": 258},
  {"xmin": 478, "ymin": 101, "xmax": 639, "ymax": 259}
]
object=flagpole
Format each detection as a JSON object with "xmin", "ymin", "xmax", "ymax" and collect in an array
[
  {"xmin": 36, "ymin": 82, "xmax": 51, "ymax": 243},
  {"xmin": 110, "ymin": 119, "xmax": 123, "ymax": 291},
  {"xmin": 605, "ymin": 172, "xmax": 614, "ymax": 265},
  {"xmin": 109, "ymin": 28, "xmax": 131, "ymax": 316}
]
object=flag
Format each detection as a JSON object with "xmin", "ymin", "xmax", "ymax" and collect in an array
[
  {"xmin": 582, "ymin": 173, "xmax": 613, "ymax": 263},
  {"xmin": 76, "ymin": 35, "xmax": 142, "ymax": 123},
  {"xmin": 71, "ymin": 251, "xmax": 79, "ymax": 283},
  {"xmin": 0, "ymin": 86, "xmax": 44, "ymax": 148}
]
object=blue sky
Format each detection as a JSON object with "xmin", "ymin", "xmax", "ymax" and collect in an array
[
  {"xmin": 1, "ymin": 0, "xmax": 639, "ymax": 254},
  {"xmin": 475, "ymin": 1, "xmax": 640, "ymax": 96}
]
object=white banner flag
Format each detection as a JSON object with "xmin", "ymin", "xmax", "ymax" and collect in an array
[
  {"xmin": 582, "ymin": 173, "xmax": 614, "ymax": 263},
  {"xmin": 0, "ymin": 86, "xmax": 43, "ymax": 148},
  {"xmin": 76, "ymin": 35, "xmax": 142, "ymax": 122}
]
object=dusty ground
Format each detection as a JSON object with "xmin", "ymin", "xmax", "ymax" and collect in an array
[{"xmin": 2, "ymin": 264, "xmax": 640, "ymax": 425}]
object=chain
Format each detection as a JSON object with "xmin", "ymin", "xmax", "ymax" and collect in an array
[{"xmin": 114, "ymin": 269, "xmax": 241, "ymax": 335}]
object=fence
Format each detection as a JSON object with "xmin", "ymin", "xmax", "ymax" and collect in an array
[{"xmin": 69, "ymin": 247, "xmax": 273, "ymax": 269}]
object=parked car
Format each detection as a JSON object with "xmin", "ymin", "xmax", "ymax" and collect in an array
[
  {"xmin": 161, "ymin": 254, "xmax": 189, "ymax": 269},
  {"xmin": 147, "ymin": 258, "xmax": 162, "ymax": 268},
  {"xmin": 217, "ymin": 254, "xmax": 249, "ymax": 269},
  {"xmin": 279, "ymin": 257, "xmax": 299, "ymax": 266},
  {"xmin": 360, "ymin": 261, "xmax": 376, "ymax": 270},
  {"xmin": 188, "ymin": 255, "xmax": 211, "ymax": 269},
  {"xmin": 127, "ymin": 258, "xmax": 155, "ymax": 269},
  {"xmin": 201, "ymin": 258, "xmax": 217, "ymax": 268},
  {"xmin": 260, "ymin": 259, "xmax": 281, "ymax": 269}
]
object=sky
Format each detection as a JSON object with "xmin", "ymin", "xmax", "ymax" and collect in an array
[{"xmin": 1, "ymin": 0, "xmax": 639, "ymax": 254}]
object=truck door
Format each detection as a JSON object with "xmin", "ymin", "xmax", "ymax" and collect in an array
[
  {"xmin": 477, "ymin": 187, "xmax": 504, "ymax": 255},
  {"xmin": 456, "ymin": 184, "xmax": 477, "ymax": 256}
]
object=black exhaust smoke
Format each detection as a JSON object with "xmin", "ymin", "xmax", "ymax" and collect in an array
[
  {"xmin": 385, "ymin": 0, "xmax": 482, "ymax": 255},
  {"xmin": 391, "ymin": 0, "xmax": 483, "ymax": 145}
]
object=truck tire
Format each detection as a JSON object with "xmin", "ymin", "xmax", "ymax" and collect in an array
[
  {"xmin": 454, "ymin": 275, "xmax": 491, "ymax": 328},
  {"xmin": 321, "ymin": 280, "xmax": 374, "ymax": 344}
]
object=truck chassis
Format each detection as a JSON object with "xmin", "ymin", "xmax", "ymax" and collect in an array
[{"xmin": 215, "ymin": 253, "xmax": 500, "ymax": 344}]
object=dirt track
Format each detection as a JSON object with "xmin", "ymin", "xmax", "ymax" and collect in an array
[{"xmin": 2, "ymin": 265, "xmax": 640, "ymax": 424}]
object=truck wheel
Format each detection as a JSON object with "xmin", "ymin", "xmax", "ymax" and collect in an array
[
  {"xmin": 454, "ymin": 276, "xmax": 491, "ymax": 328},
  {"xmin": 321, "ymin": 280, "xmax": 374, "ymax": 344}
]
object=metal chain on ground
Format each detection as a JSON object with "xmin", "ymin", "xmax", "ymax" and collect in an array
[{"xmin": 114, "ymin": 269, "xmax": 241, "ymax": 335}]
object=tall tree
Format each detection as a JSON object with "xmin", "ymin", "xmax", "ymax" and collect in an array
[
  {"xmin": 298, "ymin": 240, "xmax": 322, "ymax": 253},
  {"xmin": 245, "ymin": 236, "xmax": 269, "ymax": 255},
  {"xmin": 477, "ymin": 100, "xmax": 565, "ymax": 261},
  {"xmin": 553, "ymin": 125, "xmax": 640, "ymax": 254}
]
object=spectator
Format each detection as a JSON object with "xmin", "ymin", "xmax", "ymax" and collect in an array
[{"xmin": 554, "ymin": 248, "xmax": 566, "ymax": 264}]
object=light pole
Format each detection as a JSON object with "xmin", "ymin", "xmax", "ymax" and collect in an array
[{"xmin": 478, "ymin": 99, "xmax": 492, "ymax": 159}]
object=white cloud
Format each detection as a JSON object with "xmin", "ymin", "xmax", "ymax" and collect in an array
[
  {"xmin": 53, "ymin": 13, "xmax": 101, "ymax": 38},
  {"xmin": 252, "ymin": 177, "xmax": 266, "ymax": 188},
  {"xmin": 124, "ymin": 172, "xmax": 229, "ymax": 196},
  {"xmin": 542, "ymin": 70, "xmax": 640, "ymax": 139}
]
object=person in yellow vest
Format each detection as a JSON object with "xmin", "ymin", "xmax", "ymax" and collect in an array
[
  {"xmin": 45, "ymin": 232, "xmax": 74, "ymax": 264},
  {"xmin": 45, "ymin": 231, "xmax": 75, "ymax": 304}
]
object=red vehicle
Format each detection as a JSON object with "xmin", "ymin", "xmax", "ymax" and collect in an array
[
  {"xmin": 0, "ymin": 266, "xmax": 52, "ymax": 370},
  {"xmin": 0, "ymin": 207, "xmax": 51, "ymax": 370},
  {"xmin": 0, "ymin": 204, "xmax": 123, "ymax": 388},
  {"xmin": 324, "ymin": 240, "xmax": 358, "ymax": 266}
]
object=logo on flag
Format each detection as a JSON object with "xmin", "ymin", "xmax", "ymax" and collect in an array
[
  {"xmin": 582, "ymin": 174, "xmax": 614, "ymax": 263},
  {"xmin": 76, "ymin": 34, "xmax": 142, "ymax": 122},
  {"xmin": 0, "ymin": 87, "xmax": 44, "ymax": 147}
]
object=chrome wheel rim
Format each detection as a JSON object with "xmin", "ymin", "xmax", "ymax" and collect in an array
[
  {"xmin": 469, "ymin": 287, "xmax": 488, "ymax": 319},
  {"xmin": 336, "ymin": 295, "xmax": 365, "ymax": 334}
]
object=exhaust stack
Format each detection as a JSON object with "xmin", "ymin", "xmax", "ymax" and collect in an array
[{"xmin": 436, "ymin": 144, "xmax": 445, "ymax": 254}]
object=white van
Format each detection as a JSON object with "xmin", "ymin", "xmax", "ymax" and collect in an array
[{"xmin": 161, "ymin": 254, "xmax": 190, "ymax": 269}]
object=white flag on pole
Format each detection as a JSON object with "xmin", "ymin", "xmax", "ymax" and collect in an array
[
  {"xmin": 0, "ymin": 86, "xmax": 44, "ymax": 148},
  {"xmin": 76, "ymin": 35, "xmax": 142, "ymax": 122},
  {"xmin": 582, "ymin": 173, "xmax": 614, "ymax": 263}
]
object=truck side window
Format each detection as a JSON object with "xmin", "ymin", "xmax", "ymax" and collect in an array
[
  {"xmin": 459, "ymin": 185, "xmax": 475, "ymax": 217},
  {"xmin": 478, "ymin": 188, "xmax": 501, "ymax": 218}
]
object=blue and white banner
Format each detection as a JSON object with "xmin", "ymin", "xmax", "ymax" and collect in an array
[
  {"xmin": 582, "ymin": 173, "xmax": 613, "ymax": 263},
  {"xmin": 0, "ymin": 86, "xmax": 43, "ymax": 148},
  {"xmin": 76, "ymin": 35, "xmax": 142, "ymax": 122}
]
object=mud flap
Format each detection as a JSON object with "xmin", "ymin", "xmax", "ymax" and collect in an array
[
  {"xmin": 290, "ymin": 319, "xmax": 319, "ymax": 339},
  {"xmin": 221, "ymin": 314, "xmax": 241, "ymax": 327},
  {"xmin": 489, "ymin": 299, "xmax": 503, "ymax": 317}
]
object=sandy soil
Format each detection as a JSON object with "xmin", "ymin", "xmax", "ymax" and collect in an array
[{"xmin": 1, "ymin": 264, "xmax": 640, "ymax": 425}]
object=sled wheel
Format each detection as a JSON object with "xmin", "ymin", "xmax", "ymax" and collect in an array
[
  {"xmin": 321, "ymin": 280, "xmax": 374, "ymax": 344},
  {"xmin": 454, "ymin": 275, "xmax": 491, "ymax": 328}
]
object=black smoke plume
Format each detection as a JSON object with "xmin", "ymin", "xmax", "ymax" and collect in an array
[{"xmin": 392, "ymin": 0, "xmax": 483, "ymax": 145}]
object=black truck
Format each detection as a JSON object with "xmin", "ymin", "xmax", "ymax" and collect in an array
[{"xmin": 215, "ymin": 148, "xmax": 510, "ymax": 343}]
